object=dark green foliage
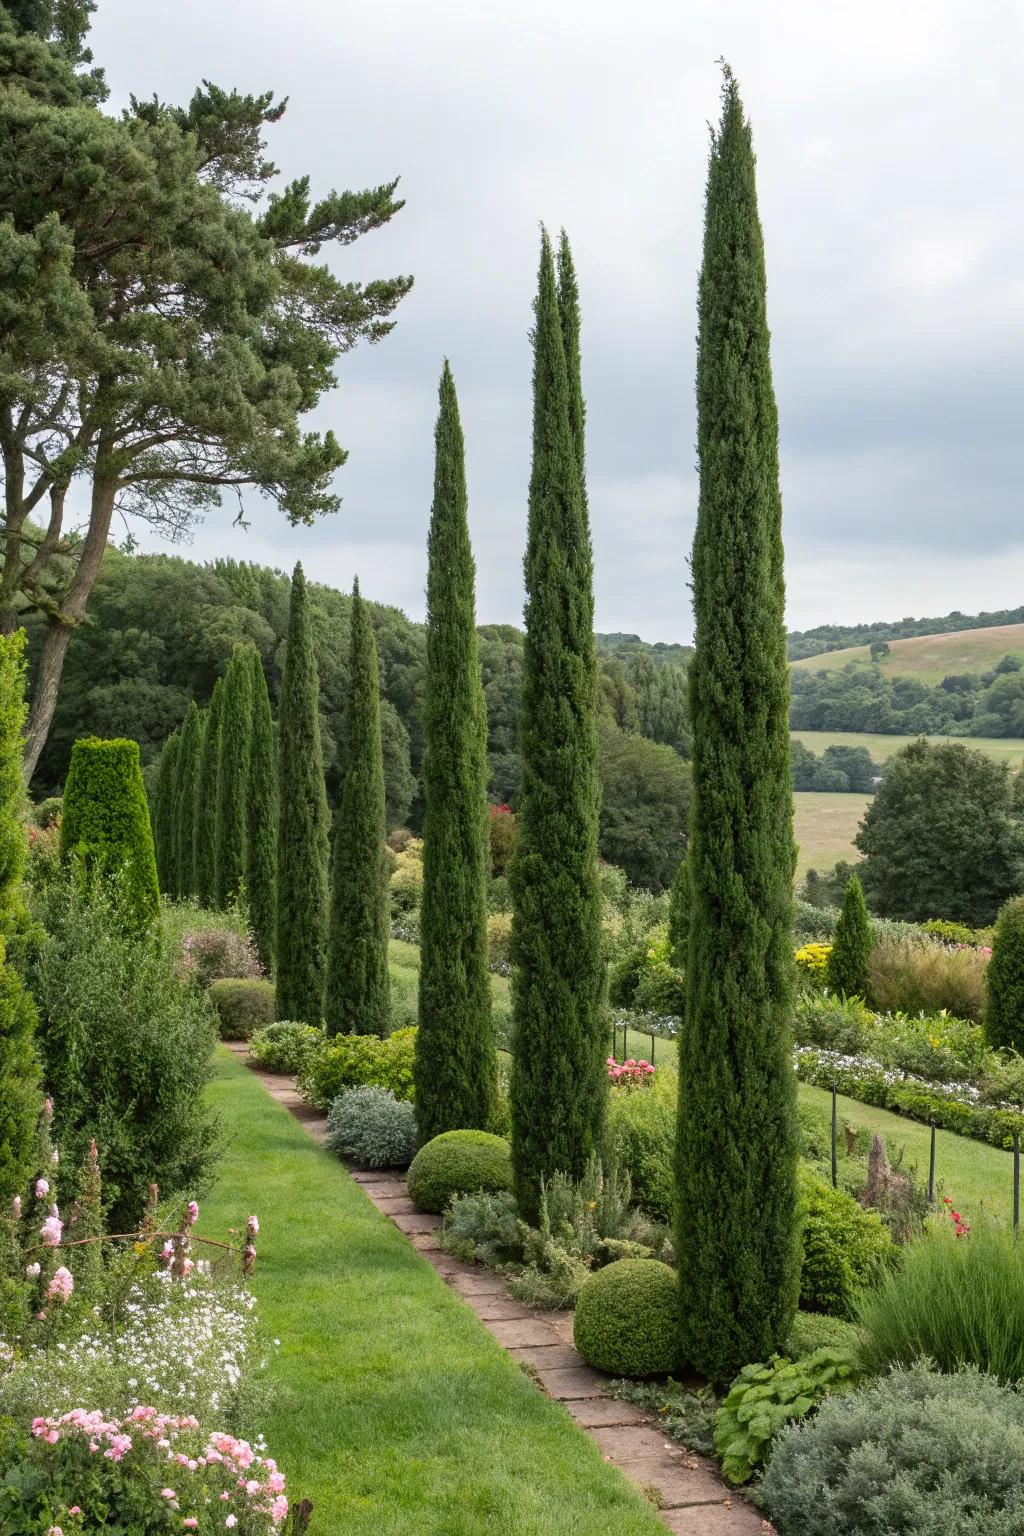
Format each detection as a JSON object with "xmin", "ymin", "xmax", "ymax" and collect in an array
[
  {"xmin": 208, "ymin": 978, "xmax": 275, "ymax": 1041},
  {"xmin": 667, "ymin": 853, "xmax": 691, "ymax": 970},
  {"xmin": 573, "ymin": 1259, "xmax": 681, "ymax": 1377},
  {"xmin": 759, "ymin": 1364, "xmax": 1024, "ymax": 1536},
  {"xmin": 855, "ymin": 740, "xmax": 1024, "ymax": 926},
  {"xmin": 152, "ymin": 730, "xmax": 179, "ymax": 896},
  {"xmin": 245, "ymin": 648, "xmax": 277, "ymax": 971},
  {"xmin": 0, "ymin": 962, "xmax": 40, "ymax": 1211},
  {"xmin": 193, "ymin": 680, "xmax": 222, "ymax": 907},
  {"xmin": 276, "ymin": 564, "xmax": 329, "ymax": 1026},
  {"xmin": 406, "ymin": 1129, "xmax": 513, "ymax": 1214},
  {"xmin": 799, "ymin": 1170, "xmax": 895, "ymax": 1319},
  {"xmin": 59, "ymin": 737, "xmax": 160, "ymax": 933},
  {"xmin": 985, "ymin": 897, "xmax": 1024, "ymax": 1051},
  {"xmin": 510, "ymin": 229, "xmax": 604, "ymax": 1222},
  {"xmin": 325, "ymin": 581, "xmax": 389, "ymax": 1036},
  {"xmin": 214, "ymin": 645, "xmax": 254, "ymax": 908},
  {"xmin": 676, "ymin": 68, "xmax": 800, "ymax": 1384},
  {"xmin": 713, "ymin": 1349, "xmax": 861, "ymax": 1485},
  {"xmin": 596, "ymin": 719, "xmax": 691, "ymax": 890},
  {"xmin": 414, "ymin": 363, "xmax": 496, "ymax": 1139},
  {"xmin": 172, "ymin": 701, "xmax": 203, "ymax": 900},
  {"xmin": 826, "ymin": 875, "xmax": 872, "ymax": 999}
]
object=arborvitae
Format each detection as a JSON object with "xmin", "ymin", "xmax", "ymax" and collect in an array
[
  {"xmin": 173, "ymin": 702, "xmax": 203, "ymax": 901},
  {"xmin": 509, "ymin": 229, "xmax": 603, "ymax": 1222},
  {"xmin": 985, "ymin": 897, "xmax": 1024, "ymax": 1052},
  {"xmin": 413, "ymin": 363, "xmax": 496, "ymax": 1137},
  {"xmin": 193, "ymin": 680, "xmax": 223, "ymax": 906},
  {"xmin": 827, "ymin": 874, "xmax": 872, "ymax": 999},
  {"xmin": 667, "ymin": 853, "xmax": 691, "ymax": 971},
  {"xmin": 60, "ymin": 737, "xmax": 161, "ymax": 933},
  {"xmin": 276, "ymin": 564, "xmax": 329, "ymax": 1025},
  {"xmin": 245, "ymin": 649, "xmax": 277, "ymax": 971},
  {"xmin": 153, "ymin": 731, "xmax": 180, "ymax": 896},
  {"xmin": 214, "ymin": 645, "xmax": 254, "ymax": 909},
  {"xmin": 676, "ymin": 69, "xmax": 799, "ymax": 1385},
  {"xmin": 325, "ymin": 579, "xmax": 390, "ymax": 1036}
]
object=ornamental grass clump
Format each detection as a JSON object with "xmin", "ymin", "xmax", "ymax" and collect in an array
[
  {"xmin": 869, "ymin": 935, "xmax": 987, "ymax": 1022},
  {"xmin": 325, "ymin": 1086, "xmax": 417, "ymax": 1169}
]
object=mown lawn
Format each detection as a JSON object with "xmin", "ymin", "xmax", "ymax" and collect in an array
[{"xmin": 199, "ymin": 1048, "xmax": 666, "ymax": 1536}]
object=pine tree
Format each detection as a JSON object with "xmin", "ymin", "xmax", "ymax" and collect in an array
[
  {"xmin": 413, "ymin": 363, "xmax": 496, "ymax": 1137},
  {"xmin": 153, "ymin": 731, "xmax": 180, "ymax": 896},
  {"xmin": 509, "ymin": 229, "xmax": 603, "ymax": 1221},
  {"xmin": 245, "ymin": 649, "xmax": 277, "ymax": 971},
  {"xmin": 325, "ymin": 579, "xmax": 390, "ymax": 1036},
  {"xmin": 214, "ymin": 646, "xmax": 254, "ymax": 909},
  {"xmin": 173, "ymin": 701, "xmax": 203, "ymax": 901},
  {"xmin": 276, "ymin": 564, "xmax": 329, "ymax": 1025},
  {"xmin": 193, "ymin": 680, "xmax": 223, "ymax": 907},
  {"xmin": 676, "ymin": 68, "xmax": 799, "ymax": 1385},
  {"xmin": 60, "ymin": 737, "xmax": 161, "ymax": 933},
  {"xmin": 827, "ymin": 874, "xmax": 872, "ymax": 999}
]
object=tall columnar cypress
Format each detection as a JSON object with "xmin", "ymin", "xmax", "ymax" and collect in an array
[
  {"xmin": 827, "ymin": 874, "xmax": 872, "ymax": 999},
  {"xmin": 153, "ymin": 731, "xmax": 180, "ymax": 896},
  {"xmin": 245, "ymin": 649, "xmax": 278, "ymax": 971},
  {"xmin": 676, "ymin": 69, "xmax": 799, "ymax": 1385},
  {"xmin": 173, "ymin": 702, "xmax": 203, "ymax": 901},
  {"xmin": 413, "ymin": 363, "xmax": 496, "ymax": 1137},
  {"xmin": 325, "ymin": 579, "xmax": 390, "ymax": 1036},
  {"xmin": 509, "ymin": 229, "xmax": 603, "ymax": 1222},
  {"xmin": 214, "ymin": 646, "xmax": 254, "ymax": 909},
  {"xmin": 193, "ymin": 680, "xmax": 223, "ymax": 906},
  {"xmin": 276, "ymin": 564, "xmax": 330, "ymax": 1025}
]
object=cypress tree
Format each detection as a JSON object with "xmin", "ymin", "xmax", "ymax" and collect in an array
[
  {"xmin": 193, "ymin": 680, "xmax": 223, "ymax": 906},
  {"xmin": 984, "ymin": 897, "xmax": 1024, "ymax": 1052},
  {"xmin": 509, "ymin": 229, "xmax": 603, "ymax": 1222},
  {"xmin": 214, "ymin": 645, "xmax": 254, "ymax": 908},
  {"xmin": 245, "ymin": 649, "xmax": 277, "ymax": 971},
  {"xmin": 60, "ymin": 737, "xmax": 161, "ymax": 933},
  {"xmin": 676, "ymin": 68, "xmax": 799, "ymax": 1385},
  {"xmin": 325, "ymin": 579, "xmax": 390, "ymax": 1036},
  {"xmin": 153, "ymin": 731, "xmax": 180, "ymax": 896},
  {"xmin": 413, "ymin": 363, "xmax": 496, "ymax": 1138},
  {"xmin": 173, "ymin": 702, "xmax": 203, "ymax": 901},
  {"xmin": 276, "ymin": 564, "xmax": 329, "ymax": 1025},
  {"xmin": 826, "ymin": 874, "xmax": 872, "ymax": 999},
  {"xmin": 668, "ymin": 853, "xmax": 691, "ymax": 971}
]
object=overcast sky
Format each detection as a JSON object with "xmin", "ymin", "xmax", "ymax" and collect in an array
[{"xmin": 94, "ymin": 0, "xmax": 1024, "ymax": 643}]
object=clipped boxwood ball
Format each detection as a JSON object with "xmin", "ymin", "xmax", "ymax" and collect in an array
[
  {"xmin": 573, "ymin": 1258, "xmax": 681, "ymax": 1378},
  {"xmin": 406, "ymin": 1130, "xmax": 513, "ymax": 1214}
]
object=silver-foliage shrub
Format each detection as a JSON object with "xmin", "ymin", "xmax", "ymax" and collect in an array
[{"xmin": 325, "ymin": 1085, "xmax": 416, "ymax": 1169}]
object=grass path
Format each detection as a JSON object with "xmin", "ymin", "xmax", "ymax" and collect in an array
[{"xmin": 199, "ymin": 1047, "xmax": 667, "ymax": 1536}]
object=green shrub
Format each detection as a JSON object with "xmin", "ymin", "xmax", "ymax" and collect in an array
[
  {"xmin": 858, "ymin": 1220, "xmax": 1024, "ymax": 1383},
  {"xmin": 387, "ymin": 961, "xmax": 418, "ymax": 1032},
  {"xmin": 826, "ymin": 875, "xmax": 872, "ymax": 1000},
  {"xmin": 794, "ymin": 993, "xmax": 871, "ymax": 1053},
  {"xmin": 31, "ymin": 796, "xmax": 62, "ymax": 829},
  {"xmin": 868, "ymin": 936, "xmax": 987, "ymax": 1022},
  {"xmin": 0, "ymin": 952, "xmax": 40, "ymax": 1211},
  {"xmin": 325, "ymin": 1086, "xmax": 417, "ymax": 1169},
  {"xmin": 759, "ymin": 1363, "xmax": 1024, "ymax": 1536},
  {"xmin": 177, "ymin": 926, "xmax": 262, "ymax": 988},
  {"xmin": 60, "ymin": 737, "xmax": 160, "ymax": 933},
  {"xmin": 785, "ymin": 1311, "xmax": 863, "ymax": 1359},
  {"xmin": 799, "ymin": 1170, "xmax": 895, "ymax": 1319},
  {"xmin": 440, "ymin": 1189, "xmax": 523, "ymax": 1265},
  {"xmin": 207, "ymin": 978, "xmax": 275, "ymax": 1041},
  {"xmin": 406, "ymin": 1129, "xmax": 512, "ymax": 1214},
  {"xmin": 633, "ymin": 962, "xmax": 685, "ymax": 1016},
  {"xmin": 508, "ymin": 1248, "xmax": 589, "ymax": 1310},
  {"xmin": 713, "ymin": 1348, "xmax": 860, "ymax": 1485},
  {"xmin": 605, "ymin": 1077, "xmax": 675, "ymax": 1222},
  {"xmin": 573, "ymin": 1258, "xmax": 680, "ymax": 1378},
  {"xmin": 922, "ymin": 917, "xmax": 978, "ymax": 946},
  {"xmin": 297, "ymin": 1026, "xmax": 416, "ymax": 1109},
  {"xmin": 608, "ymin": 939, "xmax": 647, "ymax": 1009},
  {"xmin": 249, "ymin": 1021, "xmax": 324, "ymax": 1075},
  {"xmin": 985, "ymin": 896, "xmax": 1024, "ymax": 1051}
]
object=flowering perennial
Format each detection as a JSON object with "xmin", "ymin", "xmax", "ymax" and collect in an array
[{"xmin": 606, "ymin": 1056, "xmax": 655, "ymax": 1086}]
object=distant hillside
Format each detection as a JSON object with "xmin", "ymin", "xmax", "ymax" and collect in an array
[
  {"xmin": 791, "ymin": 623, "xmax": 1024, "ymax": 685},
  {"xmin": 787, "ymin": 604, "xmax": 1024, "ymax": 662},
  {"xmin": 595, "ymin": 632, "xmax": 693, "ymax": 668}
]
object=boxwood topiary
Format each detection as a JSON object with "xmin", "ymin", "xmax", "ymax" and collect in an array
[
  {"xmin": 406, "ymin": 1129, "xmax": 513, "ymax": 1213},
  {"xmin": 573, "ymin": 1258, "xmax": 680, "ymax": 1378},
  {"xmin": 208, "ymin": 978, "xmax": 275, "ymax": 1040},
  {"xmin": 799, "ymin": 1168, "xmax": 895, "ymax": 1318}
]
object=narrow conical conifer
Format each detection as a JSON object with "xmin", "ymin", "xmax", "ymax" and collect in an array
[
  {"xmin": 557, "ymin": 229, "xmax": 587, "ymax": 503},
  {"xmin": 276, "ymin": 564, "xmax": 329, "ymax": 1025},
  {"xmin": 325, "ymin": 579, "xmax": 390, "ymax": 1035},
  {"xmin": 214, "ymin": 645, "xmax": 254, "ymax": 908},
  {"xmin": 413, "ymin": 363, "xmax": 496, "ymax": 1137},
  {"xmin": 668, "ymin": 853, "xmax": 691, "ymax": 971},
  {"xmin": 827, "ymin": 874, "xmax": 872, "ymax": 999},
  {"xmin": 153, "ymin": 731, "xmax": 180, "ymax": 896},
  {"xmin": 193, "ymin": 680, "xmax": 222, "ymax": 906},
  {"xmin": 173, "ymin": 702, "xmax": 203, "ymax": 901},
  {"xmin": 676, "ymin": 69, "xmax": 799, "ymax": 1385},
  {"xmin": 509, "ymin": 229, "xmax": 603, "ymax": 1222},
  {"xmin": 245, "ymin": 649, "xmax": 277, "ymax": 971}
]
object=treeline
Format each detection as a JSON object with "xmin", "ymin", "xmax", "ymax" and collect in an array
[
  {"xmin": 788, "ymin": 603, "xmax": 1024, "ymax": 662},
  {"xmin": 791, "ymin": 655, "xmax": 1024, "ymax": 738},
  {"xmin": 791, "ymin": 740, "xmax": 880, "ymax": 793}
]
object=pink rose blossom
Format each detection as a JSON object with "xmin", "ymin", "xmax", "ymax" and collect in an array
[
  {"xmin": 187, "ymin": 1200, "xmax": 199, "ymax": 1225},
  {"xmin": 25, "ymin": 1262, "xmax": 40, "ymax": 1278},
  {"xmin": 247, "ymin": 1214, "xmax": 259, "ymax": 1236},
  {"xmin": 268, "ymin": 1472, "xmax": 286, "ymax": 1494},
  {"xmin": 68, "ymin": 1509, "xmax": 81, "ymax": 1517},
  {"xmin": 160, "ymin": 1489, "xmax": 176, "ymax": 1500},
  {"xmin": 47, "ymin": 1266, "xmax": 74, "ymax": 1302},
  {"xmin": 271, "ymin": 1496, "xmax": 289, "ymax": 1524},
  {"xmin": 184, "ymin": 1523, "xmax": 199, "ymax": 1531},
  {"xmin": 225, "ymin": 1519, "xmax": 237, "ymax": 1530}
]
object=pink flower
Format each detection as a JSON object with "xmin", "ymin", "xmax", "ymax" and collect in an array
[
  {"xmin": 40, "ymin": 1214, "xmax": 63, "ymax": 1247},
  {"xmin": 225, "ymin": 1519, "xmax": 238, "ymax": 1529},
  {"xmin": 160, "ymin": 1489, "xmax": 176, "ymax": 1500},
  {"xmin": 11, "ymin": 1194, "xmax": 21, "ymax": 1219},
  {"xmin": 35, "ymin": 1178, "xmax": 49, "ymax": 1199},
  {"xmin": 268, "ymin": 1471, "xmax": 286, "ymax": 1494},
  {"xmin": 184, "ymin": 1523, "xmax": 199, "ymax": 1531},
  {"xmin": 180, "ymin": 1257, "xmax": 194, "ymax": 1277},
  {"xmin": 47, "ymin": 1266, "xmax": 74, "ymax": 1302},
  {"xmin": 47, "ymin": 1527, "xmax": 63, "ymax": 1536},
  {"xmin": 247, "ymin": 1214, "xmax": 259, "ymax": 1237},
  {"xmin": 271, "ymin": 1496, "xmax": 289, "ymax": 1524},
  {"xmin": 68, "ymin": 1508, "xmax": 81, "ymax": 1517},
  {"xmin": 187, "ymin": 1200, "xmax": 199, "ymax": 1226}
]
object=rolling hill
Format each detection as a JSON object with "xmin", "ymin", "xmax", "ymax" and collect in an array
[{"xmin": 790, "ymin": 622, "xmax": 1024, "ymax": 684}]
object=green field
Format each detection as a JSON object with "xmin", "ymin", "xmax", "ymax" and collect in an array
[
  {"xmin": 791, "ymin": 729, "xmax": 1024, "ymax": 769},
  {"xmin": 792, "ymin": 790, "xmax": 869, "ymax": 878},
  {"xmin": 791, "ymin": 622, "xmax": 1024, "ymax": 683}
]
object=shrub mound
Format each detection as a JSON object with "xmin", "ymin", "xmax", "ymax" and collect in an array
[
  {"xmin": 406, "ymin": 1129, "xmax": 512, "ymax": 1214},
  {"xmin": 605, "ymin": 1078, "xmax": 675, "ymax": 1222},
  {"xmin": 799, "ymin": 1170, "xmax": 895, "ymax": 1318},
  {"xmin": 298, "ymin": 1026, "xmax": 416, "ymax": 1108},
  {"xmin": 759, "ymin": 1364, "xmax": 1024, "ymax": 1536},
  {"xmin": 573, "ymin": 1258, "xmax": 680, "ymax": 1378},
  {"xmin": 208, "ymin": 978, "xmax": 275, "ymax": 1040},
  {"xmin": 249, "ymin": 1021, "xmax": 324, "ymax": 1075},
  {"xmin": 326, "ymin": 1085, "xmax": 417, "ymax": 1169}
]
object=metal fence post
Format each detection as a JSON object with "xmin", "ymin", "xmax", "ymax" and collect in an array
[
  {"xmin": 928, "ymin": 1120, "xmax": 936, "ymax": 1205},
  {"xmin": 831, "ymin": 1082, "xmax": 838, "ymax": 1190},
  {"xmin": 1015, "ymin": 1133, "xmax": 1020, "ymax": 1238}
]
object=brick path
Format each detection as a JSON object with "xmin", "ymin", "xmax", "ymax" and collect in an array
[{"xmin": 227, "ymin": 1045, "xmax": 770, "ymax": 1536}]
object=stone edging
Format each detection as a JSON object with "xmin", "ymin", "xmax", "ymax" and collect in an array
[{"xmin": 226, "ymin": 1044, "xmax": 771, "ymax": 1536}]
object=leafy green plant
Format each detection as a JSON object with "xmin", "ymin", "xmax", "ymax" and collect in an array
[
  {"xmin": 297, "ymin": 1026, "xmax": 416, "ymax": 1109},
  {"xmin": 249, "ymin": 1022, "xmax": 325, "ymax": 1076},
  {"xmin": 325, "ymin": 1086, "xmax": 417, "ymax": 1169},
  {"xmin": 60, "ymin": 736, "xmax": 160, "ymax": 934},
  {"xmin": 799, "ymin": 1170, "xmax": 895, "ymax": 1319},
  {"xmin": 608, "ymin": 1378, "xmax": 717, "ymax": 1457},
  {"xmin": 759, "ymin": 1363, "xmax": 1024, "ymax": 1535},
  {"xmin": 208, "ymin": 978, "xmax": 276, "ymax": 1041},
  {"xmin": 440, "ymin": 1190, "xmax": 522, "ymax": 1266},
  {"xmin": 794, "ymin": 993, "xmax": 872, "ymax": 1053},
  {"xmin": 406, "ymin": 1129, "xmax": 513, "ymax": 1214},
  {"xmin": 573, "ymin": 1258, "xmax": 680, "ymax": 1378},
  {"xmin": 507, "ymin": 1245, "xmax": 589, "ymax": 1310},
  {"xmin": 605, "ymin": 1078, "xmax": 675, "ymax": 1222},
  {"xmin": 713, "ymin": 1348, "xmax": 860, "ymax": 1484}
]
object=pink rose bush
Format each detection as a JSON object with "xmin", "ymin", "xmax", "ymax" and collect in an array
[{"xmin": 606, "ymin": 1056, "xmax": 655, "ymax": 1087}]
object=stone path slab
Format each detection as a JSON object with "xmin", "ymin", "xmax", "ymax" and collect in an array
[{"xmin": 232, "ymin": 1046, "xmax": 771, "ymax": 1536}]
